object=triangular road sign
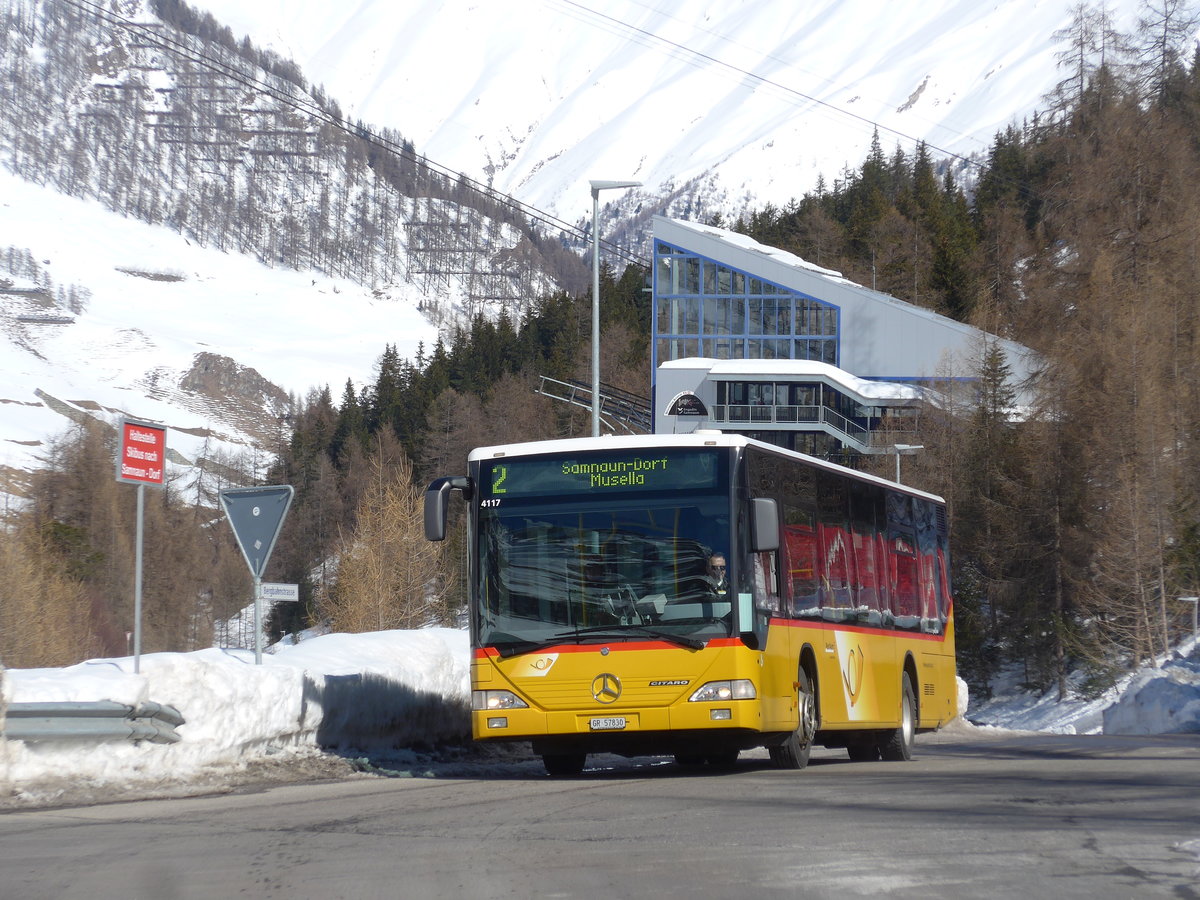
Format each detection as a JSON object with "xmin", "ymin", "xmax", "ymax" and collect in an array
[{"xmin": 219, "ymin": 485, "xmax": 294, "ymax": 579}]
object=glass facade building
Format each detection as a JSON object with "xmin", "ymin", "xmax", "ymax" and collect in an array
[{"xmin": 653, "ymin": 239, "xmax": 840, "ymax": 371}]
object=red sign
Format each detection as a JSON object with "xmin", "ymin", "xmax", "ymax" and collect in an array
[{"xmin": 116, "ymin": 418, "xmax": 166, "ymax": 486}]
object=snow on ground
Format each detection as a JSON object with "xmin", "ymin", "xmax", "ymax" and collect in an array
[{"xmin": 0, "ymin": 629, "xmax": 1197, "ymax": 808}]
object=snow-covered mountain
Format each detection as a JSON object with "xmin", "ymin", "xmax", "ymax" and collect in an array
[
  {"xmin": 0, "ymin": 0, "xmax": 1173, "ymax": 501},
  {"xmin": 185, "ymin": 0, "xmax": 1158, "ymax": 224},
  {"xmin": 0, "ymin": 170, "xmax": 437, "ymax": 500}
]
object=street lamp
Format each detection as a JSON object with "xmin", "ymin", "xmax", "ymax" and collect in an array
[
  {"xmin": 590, "ymin": 179, "xmax": 640, "ymax": 437},
  {"xmin": 892, "ymin": 444, "xmax": 924, "ymax": 484},
  {"xmin": 1179, "ymin": 596, "xmax": 1199, "ymax": 644}
]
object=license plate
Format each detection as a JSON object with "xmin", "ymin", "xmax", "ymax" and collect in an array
[{"xmin": 589, "ymin": 716, "xmax": 626, "ymax": 731}]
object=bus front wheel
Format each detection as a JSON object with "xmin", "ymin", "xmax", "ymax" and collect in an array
[
  {"xmin": 770, "ymin": 667, "xmax": 816, "ymax": 769},
  {"xmin": 878, "ymin": 672, "xmax": 916, "ymax": 761}
]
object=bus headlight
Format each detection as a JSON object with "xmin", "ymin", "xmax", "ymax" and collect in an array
[
  {"xmin": 473, "ymin": 690, "xmax": 529, "ymax": 710},
  {"xmin": 689, "ymin": 680, "xmax": 756, "ymax": 702}
]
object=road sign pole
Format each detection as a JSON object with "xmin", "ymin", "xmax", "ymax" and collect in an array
[
  {"xmin": 134, "ymin": 483, "xmax": 144, "ymax": 674},
  {"xmin": 254, "ymin": 575, "xmax": 263, "ymax": 665},
  {"xmin": 116, "ymin": 417, "xmax": 166, "ymax": 675}
]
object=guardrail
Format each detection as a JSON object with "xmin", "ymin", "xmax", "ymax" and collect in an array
[{"xmin": 3, "ymin": 701, "xmax": 185, "ymax": 744}]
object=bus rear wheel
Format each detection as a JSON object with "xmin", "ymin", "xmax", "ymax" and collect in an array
[
  {"xmin": 543, "ymin": 753, "xmax": 586, "ymax": 777},
  {"xmin": 770, "ymin": 668, "xmax": 816, "ymax": 769},
  {"xmin": 878, "ymin": 672, "xmax": 916, "ymax": 761}
]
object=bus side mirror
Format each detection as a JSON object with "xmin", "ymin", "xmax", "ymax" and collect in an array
[
  {"xmin": 750, "ymin": 497, "xmax": 780, "ymax": 553},
  {"xmin": 424, "ymin": 476, "xmax": 473, "ymax": 541}
]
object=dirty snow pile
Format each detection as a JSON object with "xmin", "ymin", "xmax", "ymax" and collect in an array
[
  {"xmin": 967, "ymin": 635, "xmax": 1200, "ymax": 736},
  {"xmin": 1, "ymin": 630, "xmax": 1197, "ymax": 806},
  {"xmin": 0, "ymin": 628, "xmax": 470, "ymax": 804}
]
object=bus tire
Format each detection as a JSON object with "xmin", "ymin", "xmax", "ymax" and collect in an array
[
  {"xmin": 543, "ymin": 753, "xmax": 586, "ymax": 777},
  {"xmin": 879, "ymin": 672, "xmax": 916, "ymax": 761},
  {"xmin": 770, "ymin": 667, "xmax": 816, "ymax": 769}
]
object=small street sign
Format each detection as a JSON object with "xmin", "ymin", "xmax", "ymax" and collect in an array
[{"xmin": 262, "ymin": 582, "xmax": 300, "ymax": 603}]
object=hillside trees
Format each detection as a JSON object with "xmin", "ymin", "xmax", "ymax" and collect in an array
[
  {"xmin": 8, "ymin": 421, "xmax": 255, "ymax": 660},
  {"xmin": 320, "ymin": 434, "xmax": 455, "ymax": 632}
]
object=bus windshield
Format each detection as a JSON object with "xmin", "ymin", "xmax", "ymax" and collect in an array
[{"xmin": 475, "ymin": 450, "xmax": 732, "ymax": 652}]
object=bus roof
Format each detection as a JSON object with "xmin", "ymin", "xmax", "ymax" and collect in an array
[{"xmin": 466, "ymin": 432, "xmax": 946, "ymax": 504}]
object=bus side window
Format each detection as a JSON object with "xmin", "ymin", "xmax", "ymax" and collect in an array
[
  {"xmin": 783, "ymin": 502, "xmax": 819, "ymax": 615},
  {"xmin": 915, "ymin": 499, "xmax": 941, "ymax": 633},
  {"xmin": 890, "ymin": 530, "xmax": 919, "ymax": 620},
  {"xmin": 753, "ymin": 549, "xmax": 781, "ymax": 615}
]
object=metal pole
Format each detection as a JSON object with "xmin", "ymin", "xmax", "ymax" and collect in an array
[
  {"xmin": 254, "ymin": 575, "xmax": 263, "ymax": 665},
  {"xmin": 591, "ymin": 187, "xmax": 601, "ymax": 437},
  {"xmin": 134, "ymin": 482, "xmax": 144, "ymax": 674},
  {"xmin": 895, "ymin": 451, "xmax": 901, "ymax": 483}
]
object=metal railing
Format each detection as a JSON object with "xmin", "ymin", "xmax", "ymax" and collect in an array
[
  {"xmin": 536, "ymin": 376, "xmax": 653, "ymax": 433},
  {"xmin": 3, "ymin": 701, "xmax": 185, "ymax": 744}
]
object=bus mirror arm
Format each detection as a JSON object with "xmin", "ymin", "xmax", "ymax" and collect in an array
[
  {"xmin": 750, "ymin": 497, "xmax": 780, "ymax": 553},
  {"xmin": 424, "ymin": 476, "xmax": 473, "ymax": 541}
]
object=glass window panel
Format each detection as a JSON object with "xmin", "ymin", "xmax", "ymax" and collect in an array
[
  {"xmin": 731, "ymin": 271, "xmax": 745, "ymax": 294},
  {"xmin": 799, "ymin": 301, "xmax": 814, "ymax": 335},
  {"xmin": 776, "ymin": 298, "xmax": 792, "ymax": 335},
  {"xmin": 749, "ymin": 298, "xmax": 765, "ymax": 334},
  {"xmin": 656, "ymin": 296, "xmax": 673, "ymax": 333},
  {"xmin": 682, "ymin": 257, "xmax": 700, "ymax": 294},
  {"xmin": 656, "ymin": 257, "xmax": 672, "ymax": 294},
  {"xmin": 749, "ymin": 278, "xmax": 762, "ymax": 294},
  {"xmin": 703, "ymin": 261, "xmax": 718, "ymax": 294},
  {"xmin": 822, "ymin": 340, "xmax": 837, "ymax": 364},
  {"xmin": 712, "ymin": 338, "xmax": 740, "ymax": 359},
  {"xmin": 704, "ymin": 297, "xmax": 734, "ymax": 335},
  {"xmin": 823, "ymin": 306, "xmax": 837, "ymax": 336},
  {"xmin": 763, "ymin": 281, "xmax": 777, "ymax": 295},
  {"xmin": 764, "ymin": 339, "xmax": 789, "ymax": 359},
  {"xmin": 731, "ymin": 298, "xmax": 746, "ymax": 333},
  {"xmin": 746, "ymin": 339, "xmax": 763, "ymax": 359}
]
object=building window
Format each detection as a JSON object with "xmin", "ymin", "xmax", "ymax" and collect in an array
[{"xmin": 653, "ymin": 240, "xmax": 839, "ymax": 371}]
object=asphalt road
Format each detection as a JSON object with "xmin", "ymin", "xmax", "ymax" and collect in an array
[{"xmin": 1, "ymin": 729, "xmax": 1197, "ymax": 899}]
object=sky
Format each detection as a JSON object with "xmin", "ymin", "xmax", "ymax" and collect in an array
[{"xmin": 1, "ymin": 623, "xmax": 1197, "ymax": 807}]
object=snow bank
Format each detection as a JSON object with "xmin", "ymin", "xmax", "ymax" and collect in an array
[
  {"xmin": 1102, "ymin": 654, "xmax": 1200, "ymax": 735},
  {"xmin": 0, "ymin": 628, "xmax": 471, "ymax": 801}
]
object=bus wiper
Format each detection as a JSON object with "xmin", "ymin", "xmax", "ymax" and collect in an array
[
  {"xmin": 557, "ymin": 625, "xmax": 707, "ymax": 650},
  {"xmin": 492, "ymin": 627, "xmax": 707, "ymax": 658}
]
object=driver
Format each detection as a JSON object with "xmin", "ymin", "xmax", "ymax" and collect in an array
[{"xmin": 706, "ymin": 552, "xmax": 728, "ymax": 597}]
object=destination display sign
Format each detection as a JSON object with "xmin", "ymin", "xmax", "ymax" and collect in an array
[{"xmin": 482, "ymin": 449, "xmax": 725, "ymax": 499}]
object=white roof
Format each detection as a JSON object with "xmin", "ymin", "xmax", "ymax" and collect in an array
[{"xmin": 659, "ymin": 357, "xmax": 927, "ymax": 402}]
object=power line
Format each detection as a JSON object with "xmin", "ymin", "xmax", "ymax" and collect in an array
[
  {"xmin": 59, "ymin": 0, "xmax": 649, "ymax": 268},
  {"xmin": 556, "ymin": 0, "xmax": 995, "ymax": 176}
]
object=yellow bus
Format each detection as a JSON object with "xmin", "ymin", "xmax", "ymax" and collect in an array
[{"xmin": 425, "ymin": 432, "xmax": 957, "ymax": 776}]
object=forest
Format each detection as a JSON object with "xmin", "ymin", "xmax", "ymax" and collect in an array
[{"xmin": 4, "ymin": 2, "xmax": 1200, "ymax": 704}]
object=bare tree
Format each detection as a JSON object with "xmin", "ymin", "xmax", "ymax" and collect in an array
[{"xmin": 322, "ymin": 435, "xmax": 456, "ymax": 632}]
